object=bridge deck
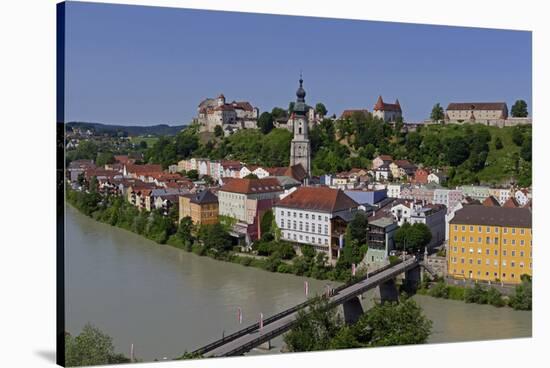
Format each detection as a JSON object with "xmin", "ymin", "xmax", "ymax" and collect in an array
[{"xmin": 203, "ymin": 258, "xmax": 419, "ymax": 357}]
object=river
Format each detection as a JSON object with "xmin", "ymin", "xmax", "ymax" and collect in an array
[{"xmin": 65, "ymin": 205, "xmax": 531, "ymax": 362}]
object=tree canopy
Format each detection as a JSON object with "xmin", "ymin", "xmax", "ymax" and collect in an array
[
  {"xmin": 430, "ymin": 103, "xmax": 445, "ymax": 122},
  {"xmin": 394, "ymin": 222, "xmax": 432, "ymax": 252},
  {"xmin": 511, "ymin": 100, "xmax": 528, "ymax": 118}
]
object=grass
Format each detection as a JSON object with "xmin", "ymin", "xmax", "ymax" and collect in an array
[{"xmin": 128, "ymin": 135, "xmax": 159, "ymax": 148}]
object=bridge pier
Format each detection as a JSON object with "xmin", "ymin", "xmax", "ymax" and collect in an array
[
  {"xmin": 403, "ymin": 266, "xmax": 421, "ymax": 293},
  {"xmin": 258, "ymin": 340, "xmax": 272, "ymax": 351},
  {"xmin": 342, "ymin": 296, "xmax": 364, "ymax": 325},
  {"xmin": 376, "ymin": 278, "xmax": 399, "ymax": 303}
]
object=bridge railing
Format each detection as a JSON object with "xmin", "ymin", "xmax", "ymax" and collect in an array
[{"xmin": 191, "ymin": 258, "xmax": 405, "ymax": 356}]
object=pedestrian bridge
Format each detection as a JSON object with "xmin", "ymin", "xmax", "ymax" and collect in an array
[{"xmin": 190, "ymin": 256, "xmax": 430, "ymax": 358}]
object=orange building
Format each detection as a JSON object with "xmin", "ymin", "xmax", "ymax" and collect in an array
[
  {"xmin": 448, "ymin": 205, "xmax": 532, "ymax": 284},
  {"xmin": 179, "ymin": 190, "xmax": 219, "ymax": 226}
]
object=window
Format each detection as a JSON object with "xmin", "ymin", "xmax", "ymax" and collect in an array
[
  {"xmin": 324, "ymin": 225, "xmax": 328, "ymax": 235},
  {"xmin": 511, "ymin": 261, "xmax": 515, "ymax": 267},
  {"xmin": 512, "ymin": 250, "xmax": 516, "ymax": 257},
  {"xmin": 486, "ymin": 227, "xmax": 491, "ymax": 233},
  {"xmin": 461, "ymin": 247, "xmax": 465, "ymax": 253},
  {"xmin": 293, "ymin": 221, "xmax": 296, "ymax": 230},
  {"xmin": 494, "ymin": 250, "xmax": 498, "ymax": 256},
  {"xmin": 477, "ymin": 248, "xmax": 482, "ymax": 254},
  {"xmin": 520, "ymin": 229, "xmax": 525, "ymax": 235},
  {"xmin": 478, "ymin": 237, "xmax": 482, "ymax": 243},
  {"xmin": 454, "ymin": 236, "xmax": 458, "ymax": 242},
  {"xmin": 503, "ymin": 239, "xmax": 507, "ymax": 245},
  {"xmin": 287, "ymin": 211, "xmax": 290, "ymax": 216},
  {"xmin": 485, "ymin": 259, "xmax": 490, "ymax": 265},
  {"xmin": 469, "ymin": 237, "xmax": 474, "ymax": 243},
  {"xmin": 494, "ymin": 260, "xmax": 498, "ymax": 266},
  {"xmin": 512, "ymin": 228, "xmax": 516, "ymax": 234},
  {"xmin": 461, "ymin": 258, "xmax": 465, "ymax": 264},
  {"xmin": 520, "ymin": 251, "xmax": 525, "ymax": 257},
  {"xmin": 512, "ymin": 240, "xmax": 516, "ymax": 245},
  {"xmin": 502, "ymin": 260, "xmax": 507, "ymax": 267},
  {"xmin": 305, "ymin": 236, "xmax": 309, "ymax": 242},
  {"xmin": 318, "ymin": 215, "xmax": 322, "ymax": 221},
  {"xmin": 454, "ymin": 225, "xmax": 458, "ymax": 231},
  {"xmin": 293, "ymin": 212, "xmax": 296, "ymax": 218},
  {"xmin": 477, "ymin": 259, "xmax": 481, "ymax": 265},
  {"xmin": 305, "ymin": 214, "xmax": 309, "ymax": 219},
  {"xmin": 305, "ymin": 223, "xmax": 309, "ymax": 232},
  {"xmin": 462, "ymin": 236, "xmax": 465, "ymax": 242},
  {"xmin": 299, "ymin": 213, "xmax": 303, "ymax": 219},
  {"xmin": 293, "ymin": 234, "xmax": 297, "ymax": 240},
  {"xmin": 520, "ymin": 240, "xmax": 525, "ymax": 246},
  {"xmin": 503, "ymin": 250, "xmax": 507, "ymax": 256},
  {"xmin": 486, "ymin": 237, "xmax": 490, "ymax": 244},
  {"xmin": 504, "ymin": 227, "xmax": 508, "ymax": 234},
  {"xmin": 324, "ymin": 239, "xmax": 328, "ymax": 245},
  {"xmin": 494, "ymin": 237, "xmax": 499, "ymax": 245},
  {"xmin": 469, "ymin": 248, "xmax": 474, "ymax": 253},
  {"xmin": 299, "ymin": 222, "xmax": 303, "ymax": 231},
  {"xmin": 299, "ymin": 235, "xmax": 303, "ymax": 240},
  {"xmin": 478, "ymin": 226, "xmax": 482, "ymax": 232},
  {"xmin": 462, "ymin": 225, "xmax": 466, "ymax": 231},
  {"xmin": 470, "ymin": 226, "xmax": 474, "ymax": 232},
  {"xmin": 469, "ymin": 259, "xmax": 473, "ymax": 264},
  {"xmin": 495, "ymin": 227, "xmax": 499, "ymax": 233},
  {"xmin": 486, "ymin": 249, "xmax": 490, "ymax": 255}
]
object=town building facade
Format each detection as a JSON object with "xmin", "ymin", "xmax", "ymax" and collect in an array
[{"xmin": 448, "ymin": 205, "xmax": 532, "ymax": 284}]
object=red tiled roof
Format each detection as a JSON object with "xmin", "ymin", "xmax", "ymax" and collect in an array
[
  {"xmin": 276, "ymin": 186, "xmax": 359, "ymax": 213},
  {"xmin": 126, "ymin": 164, "xmax": 163, "ymax": 174},
  {"xmin": 373, "ymin": 96, "xmax": 402, "ymax": 112},
  {"xmin": 446, "ymin": 102, "xmax": 507, "ymax": 111},
  {"xmin": 232, "ymin": 101, "xmax": 254, "ymax": 111},
  {"xmin": 502, "ymin": 197, "xmax": 520, "ymax": 208},
  {"xmin": 340, "ymin": 109, "xmax": 369, "ymax": 119},
  {"xmin": 220, "ymin": 178, "xmax": 282, "ymax": 194},
  {"xmin": 482, "ymin": 196, "xmax": 501, "ymax": 207}
]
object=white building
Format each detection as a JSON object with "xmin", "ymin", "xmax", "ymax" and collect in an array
[
  {"xmin": 218, "ymin": 178, "xmax": 283, "ymax": 223},
  {"xmin": 372, "ymin": 96, "xmax": 402, "ymax": 122},
  {"xmin": 274, "ymin": 186, "xmax": 359, "ymax": 261},
  {"xmin": 387, "ymin": 184, "xmax": 406, "ymax": 199}
]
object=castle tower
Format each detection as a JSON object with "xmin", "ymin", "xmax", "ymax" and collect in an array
[{"xmin": 289, "ymin": 75, "xmax": 311, "ymax": 176}]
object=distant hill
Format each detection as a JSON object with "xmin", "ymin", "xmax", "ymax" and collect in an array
[{"xmin": 66, "ymin": 122, "xmax": 187, "ymax": 136}]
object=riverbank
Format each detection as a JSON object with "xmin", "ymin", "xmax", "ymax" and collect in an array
[
  {"xmin": 66, "ymin": 187, "xmax": 362, "ymax": 283},
  {"xmin": 416, "ymin": 278, "xmax": 532, "ymax": 311}
]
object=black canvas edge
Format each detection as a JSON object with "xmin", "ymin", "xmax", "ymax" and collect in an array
[{"xmin": 56, "ymin": 2, "xmax": 66, "ymax": 366}]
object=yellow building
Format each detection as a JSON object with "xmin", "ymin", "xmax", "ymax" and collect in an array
[
  {"xmin": 179, "ymin": 190, "xmax": 219, "ymax": 226},
  {"xmin": 448, "ymin": 205, "xmax": 532, "ymax": 284}
]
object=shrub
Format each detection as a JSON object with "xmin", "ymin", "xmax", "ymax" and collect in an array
[
  {"xmin": 447, "ymin": 285, "xmax": 465, "ymax": 300},
  {"xmin": 486, "ymin": 287, "xmax": 505, "ymax": 307},
  {"xmin": 429, "ymin": 282, "xmax": 449, "ymax": 299},
  {"xmin": 464, "ymin": 284, "xmax": 488, "ymax": 304}
]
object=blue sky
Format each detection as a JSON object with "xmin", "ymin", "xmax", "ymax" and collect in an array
[{"xmin": 64, "ymin": 2, "xmax": 532, "ymax": 125}]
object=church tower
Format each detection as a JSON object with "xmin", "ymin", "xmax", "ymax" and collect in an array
[{"xmin": 289, "ymin": 75, "xmax": 311, "ymax": 176}]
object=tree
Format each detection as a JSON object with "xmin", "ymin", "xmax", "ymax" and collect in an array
[
  {"xmin": 95, "ymin": 152, "xmax": 115, "ymax": 167},
  {"xmin": 177, "ymin": 216, "xmax": 194, "ymax": 245},
  {"xmin": 243, "ymin": 173, "xmax": 259, "ymax": 179},
  {"xmin": 394, "ymin": 222, "xmax": 432, "ymax": 252},
  {"xmin": 509, "ymin": 274, "xmax": 532, "ymax": 310},
  {"xmin": 198, "ymin": 223, "xmax": 232, "ymax": 252},
  {"xmin": 271, "ymin": 107, "xmax": 287, "ymax": 120},
  {"xmin": 511, "ymin": 100, "xmax": 528, "ymax": 117},
  {"xmin": 257, "ymin": 112, "xmax": 274, "ymax": 134},
  {"xmin": 511, "ymin": 126, "xmax": 525, "ymax": 146},
  {"xmin": 520, "ymin": 136, "xmax": 532, "ymax": 162},
  {"xmin": 260, "ymin": 210, "xmax": 274, "ymax": 236},
  {"xmin": 138, "ymin": 140, "xmax": 148, "ymax": 149},
  {"xmin": 186, "ymin": 169, "xmax": 199, "ymax": 180},
  {"xmin": 355, "ymin": 298, "xmax": 432, "ymax": 347},
  {"xmin": 430, "ymin": 103, "xmax": 445, "ymax": 123},
  {"xmin": 214, "ymin": 125, "xmax": 224, "ymax": 138},
  {"xmin": 345, "ymin": 211, "xmax": 369, "ymax": 246},
  {"xmin": 494, "ymin": 136, "xmax": 503, "ymax": 150},
  {"xmin": 65, "ymin": 323, "xmax": 130, "ymax": 367},
  {"xmin": 315, "ymin": 103, "xmax": 328, "ymax": 117},
  {"xmin": 283, "ymin": 297, "xmax": 342, "ymax": 352}
]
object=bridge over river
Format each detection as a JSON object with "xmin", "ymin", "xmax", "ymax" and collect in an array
[{"xmin": 192, "ymin": 256, "xmax": 430, "ymax": 357}]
